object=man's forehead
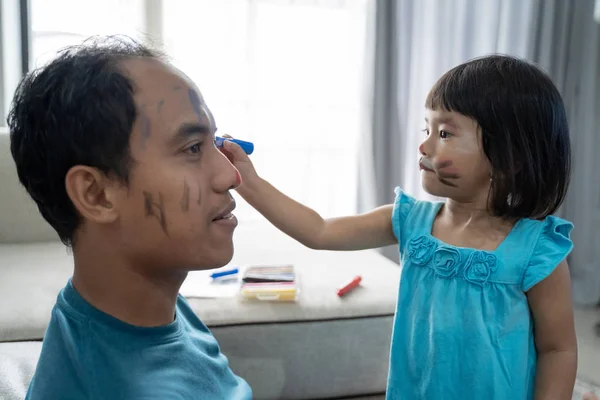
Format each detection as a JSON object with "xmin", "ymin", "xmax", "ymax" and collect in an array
[
  {"xmin": 122, "ymin": 58, "xmax": 215, "ymax": 131},
  {"xmin": 122, "ymin": 58, "xmax": 195, "ymax": 101}
]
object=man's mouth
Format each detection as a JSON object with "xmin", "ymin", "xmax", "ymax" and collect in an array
[
  {"xmin": 213, "ymin": 213, "xmax": 234, "ymax": 221},
  {"xmin": 212, "ymin": 201, "xmax": 236, "ymax": 222}
]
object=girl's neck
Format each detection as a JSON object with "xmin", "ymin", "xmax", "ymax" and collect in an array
[{"xmin": 441, "ymin": 198, "xmax": 514, "ymax": 231}]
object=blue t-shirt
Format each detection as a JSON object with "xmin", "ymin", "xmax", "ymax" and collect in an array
[
  {"xmin": 387, "ymin": 188, "xmax": 574, "ymax": 400},
  {"xmin": 26, "ymin": 280, "xmax": 252, "ymax": 400}
]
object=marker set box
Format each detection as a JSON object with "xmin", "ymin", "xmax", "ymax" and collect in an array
[{"xmin": 239, "ymin": 265, "xmax": 298, "ymax": 302}]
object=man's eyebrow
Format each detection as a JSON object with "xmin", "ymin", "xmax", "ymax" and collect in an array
[{"xmin": 170, "ymin": 122, "xmax": 212, "ymax": 144}]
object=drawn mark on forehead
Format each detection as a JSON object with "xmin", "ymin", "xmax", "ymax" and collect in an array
[
  {"xmin": 157, "ymin": 99, "xmax": 165, "ymax": 113},
  {"xmin": 139, "ymin": 105, "xmax": 152, "ymax": 149},
  {"xmin": 167, "ymin": 87, "xmax": 217, "ymax": 134},
  {"xmin": 173, "ymin": 85, "xmax": 183, "ymax": 91},
  {"xmin": 188, "ymin": 88, "xmax": 206, "ymax": 121},
  {"xmin": 203, "ymin": 105, "xmax": 216, "ymax": 132}
]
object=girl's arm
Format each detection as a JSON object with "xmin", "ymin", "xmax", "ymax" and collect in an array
[
  {"xmin": 222, "ymin": 139, "xmax": 397, "ymax": 250},
  {"xmin": 527, "ymin": 260, "xmax": 578, "ymax": 400}
]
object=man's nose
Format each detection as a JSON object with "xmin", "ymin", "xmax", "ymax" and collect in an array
[{"xmin": 212, "ymin": 150, "xmax": 241, "ymax": 192}]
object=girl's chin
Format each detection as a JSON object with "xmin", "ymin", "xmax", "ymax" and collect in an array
[{"xmin": 421, "ymin": 177, "xmax": 454, "ymax": 197}]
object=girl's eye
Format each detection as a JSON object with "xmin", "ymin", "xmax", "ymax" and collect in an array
[
  {"xmin": 440, "ymin": 130, "xmax": 451, "ymax": 139},
  {"xmin": 187, "ymin": 142, "xmax": 203, "ymax": 154},
  {"xmin": 421, "ymin": 129, "xmax": 429, "ymax": 136}
]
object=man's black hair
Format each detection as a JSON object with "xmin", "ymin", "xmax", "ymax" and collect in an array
[{"xmin": 8, "ymin": 36, "xmax": 163, "ymax": 245}]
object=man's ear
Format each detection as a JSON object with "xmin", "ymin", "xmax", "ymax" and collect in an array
[{"xmin": 65, "ymin": 166, "xmax": 119, "ymax": 224}]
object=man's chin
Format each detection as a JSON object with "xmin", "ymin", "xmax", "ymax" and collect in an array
[{"xmin": 187, "ymin": 247, "xmax": 235, "ymax": 271}]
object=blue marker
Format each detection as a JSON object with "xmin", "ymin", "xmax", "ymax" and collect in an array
[
  {"xmin": 210, "ymin": 267, "xmax": 239, "ymax": 279},
  {"xmin": 215, "ymin": 136, "xmax": 254, "ymax": 155}
]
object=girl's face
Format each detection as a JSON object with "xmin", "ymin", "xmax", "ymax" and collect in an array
[{"xmin": 419, "ymin": 109, "xmax": 492, "ymax": 203}]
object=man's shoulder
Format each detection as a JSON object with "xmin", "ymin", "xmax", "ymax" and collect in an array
[
  {"xmin": 26, "ymin": 305, "xmax": 91, "ymax": 399},
  {"xmin": 175, "ymin": 294, "xmax": 210, "ymax": 331}
]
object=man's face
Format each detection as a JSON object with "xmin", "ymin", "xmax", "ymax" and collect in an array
[{"xmin": 114, "ymin": 59, "xmax": 241, "ymax": 272}]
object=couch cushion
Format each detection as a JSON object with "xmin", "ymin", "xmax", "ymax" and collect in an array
[
  {"xmin": 0, "ymin": 131, "xmax": 58, "ymax": 243},
  {"xmin": 0, "ymin": 342, "xmax": 39, "ymax": 400},
  {"xmin": 0, "ymin": 223, "xmax": 400, "ymax": 341},
  {"xmin": 0, "ymin": 223, "xmax": 400, "ymax": 399}
]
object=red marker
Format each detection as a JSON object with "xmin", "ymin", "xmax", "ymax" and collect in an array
[{"xmin": 337, "ymin": 275, "xmax": 362, "ymax": 297}]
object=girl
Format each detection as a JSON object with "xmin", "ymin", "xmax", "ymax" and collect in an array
[{"xmin": 222, "ymin": 55, "xmax": 577, "ymax": 399}]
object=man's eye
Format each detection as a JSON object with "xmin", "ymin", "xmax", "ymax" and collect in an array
[
  {"xmin": 440, "ymin": 130, "xmax": 451, "ymax": 139},
  {"xmin": 187, "ymin": 143, "xmax": 203, "ymax": 154}
]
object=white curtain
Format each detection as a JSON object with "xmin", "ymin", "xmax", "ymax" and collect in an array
[
  {"xmin": 161, "ymin": 0, "xmax": 369, "ymax": 223},
  {"xmin": 29, "ymin": 0, "xmax": 146, "ymax": 68}
]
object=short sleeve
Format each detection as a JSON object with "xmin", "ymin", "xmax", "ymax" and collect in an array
[
  {"xmin": 392, "ymin": 187, "xmax": 417, "ymax": 246},
  {"xmin": 521, "ymin": 216, "xmax": 574, "ymax": 292}
]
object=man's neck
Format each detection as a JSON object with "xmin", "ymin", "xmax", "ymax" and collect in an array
[{"xmin": 71, "ymin": 237, "xmax": 187, "ymax": 327}]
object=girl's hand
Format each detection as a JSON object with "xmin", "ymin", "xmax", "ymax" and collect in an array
[
  {"xmin": 219, "ymin": 135, "xmax": 259, "ymax": 191},
  {"xmin": 217, "ymin": 134, "xmax": 396, "ymax": 250}
]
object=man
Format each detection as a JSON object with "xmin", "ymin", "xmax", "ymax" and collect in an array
[{"xmin": 7, "ymin": 36, "xmax": 251, "ymax": 399}]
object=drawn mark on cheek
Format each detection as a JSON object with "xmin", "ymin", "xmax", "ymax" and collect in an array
[
  {"xmin": 143, "ymin": 191, "xmax": 169, "ymax": 236},
  {"xmin": 434, "ymin": 160, "xmax": 454, "ymax": 169},
  {"xmin": 437, "ymin": 177, "xmax": 459, "ymax": 187},
  {"xmin": 180, "ymin": 180, "xmax": 190, "ymax": 212},
  {"xmin": 197, "ymin": 183, "xmax": 202, "ymax": 206}
]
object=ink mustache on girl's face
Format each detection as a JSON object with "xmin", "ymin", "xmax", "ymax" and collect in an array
[{"xmin": 419, "ymin": 157, "xmax": 460, "ymax": 187}]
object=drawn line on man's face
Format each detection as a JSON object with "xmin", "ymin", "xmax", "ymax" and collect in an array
[
  {"xmin": 180, "ymin": 180, "xmax": 190, "ymax": 212},
  {"xmin": 157, "ymin": 99, "xmax": 165, "ymax": 113},
  {"xmin": 143, "ymin": 191, "xmax": 169, "ymax": 236},
  {"xmin": 188, "ymin": 88, "xmax": 204, "ymax": 122},
  {"xmin": 139, "ymin": 107, "xmax": 152, "ymax": 149}
]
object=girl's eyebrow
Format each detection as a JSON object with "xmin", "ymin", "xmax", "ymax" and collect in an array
[{"xmin": 424, "ymin": 116, "xmax": 459, "ymax": 128}]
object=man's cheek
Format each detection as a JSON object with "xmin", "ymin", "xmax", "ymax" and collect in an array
[{"xmin": 142, "ymin": 190, "xmax": 169, "ymax": 236}]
